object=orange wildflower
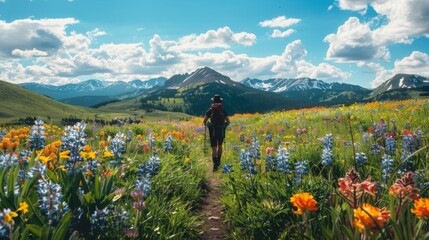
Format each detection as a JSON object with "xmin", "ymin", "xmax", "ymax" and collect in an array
[
  {"xmin": 99, "ymin": 140, "xmax": 109, "ymax": 148},
  {"xmin": 83, "ymin": 145, "xmax": 92, "ymax": 152},
  {"xmin": 290, "ymin": 192, "xmax": 318, "ymax": 215},
  {"xmin": 353, "ymin": 203, "xmax": 390, "ymax": 233},
  {"xmin": 411, "ymin": 198, "xmax": 429, "ymax": 219}
]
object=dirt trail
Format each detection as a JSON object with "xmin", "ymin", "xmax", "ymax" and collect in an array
[{"xmin": 199, "ymin": 172, "xmax": 227, "ymax": 240}]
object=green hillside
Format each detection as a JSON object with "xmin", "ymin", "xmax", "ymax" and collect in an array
[
  {"xmin": 0, "ymin": 80, "xmax": 98, "ymax": 123},
  {"xmin": 0, "ymin": 80, "xmax": 190, "ymax": 124}
]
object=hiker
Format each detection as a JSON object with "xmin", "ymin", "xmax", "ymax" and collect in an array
[{"xmin": 203, "ymin": 94, "xmax": 230, "ymax": 171}]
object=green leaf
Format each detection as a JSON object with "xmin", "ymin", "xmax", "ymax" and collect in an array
[
  {"xmin": 83, "ymin": 192, "xmax": 95, "ymax": 204},
  {"xmin": 20, "ymin": 176, "xmax": 38, "ymax": 199},
  {"xmin": 52, "ymin": 212, "xmax": 72, "ymax": 240},
  {"xmin": 94, "ymin": 176, "xmax": 100, "ymax": 200},
  {"xmin": 26, "ymin": 224, "xmax": 43, "ymax": 238},
  {"xmin": 41, "ymin": 225, "xmax": 51, "ymax": 240}
]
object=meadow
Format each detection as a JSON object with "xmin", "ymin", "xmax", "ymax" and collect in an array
[{"xmin": 0, "ymin": 98, "xmax": 428, "ymax": 239}]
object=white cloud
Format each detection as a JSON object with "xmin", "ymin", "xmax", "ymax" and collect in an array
[
  {"xmin": 271, "ymin": 29, "xmax": 295, "ymax": 38},
  {"xmin": 324, "ymin": 17, "xmax": 390, "ymax": 62},
  {"xmin": 0, "ymin": 18, "xmax": 79, "ymax": 58},
  {"xmin": 272, "ymin": 40, "xmax": 350, "ymax": 81},
  {"xmin": 169, "ymin": 27, "xmax": 256, "ymax": 51},
  {"xmin": 393, "ymin": 51, "xmax": 429, "ymax": 75},
  {"xmin": 0, "ymin": 18, "xmax": 349, "ymax": 85},
  {"xmin": 329, "ymin": 0, "xmax": 429, "ymax": 63},
  {"xmin": 86, "ymin": 28, "xmax": 106, "ymax": 39},
  {"xmin": 259, "ymin": 16, "xmax": 301, "ymax": 28},
  {"xmin": 12, "ymin": 48, "xmax": 48, "ymax": 58},
  {"xmin": 328, "ymin": 5, "xmax": 333, "ymax": 11},
  {"xmin": 365, "ymin": 51, "xmax": 429, "ymax": 88},
  {"xmin": 337, "ymin": 0, "xmax": 372, "ymax": 11}
]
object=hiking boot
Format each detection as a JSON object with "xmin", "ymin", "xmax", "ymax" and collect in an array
[{"xmin": 213, "ymin": 156, "xmax": 219, "ymax": 172}]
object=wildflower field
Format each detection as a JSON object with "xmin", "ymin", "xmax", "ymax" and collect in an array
[{"xmin": 0, "ymin": 98, "xmax": 429, "ymax": 239}]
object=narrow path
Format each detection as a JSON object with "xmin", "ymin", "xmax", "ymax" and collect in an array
[{"xmin": 199, "ymin": 171, "xmax": 227, "ymax": 240}]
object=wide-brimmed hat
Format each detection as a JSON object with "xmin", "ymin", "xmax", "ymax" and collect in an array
[{"xmin": 211, "ymin": 94, "xmax": 223, "ymax": 103}]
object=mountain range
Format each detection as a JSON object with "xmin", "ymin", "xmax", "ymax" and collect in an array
[{"xmin": 17, "ymin": 67, "xmax": 429, "ymax": 115}]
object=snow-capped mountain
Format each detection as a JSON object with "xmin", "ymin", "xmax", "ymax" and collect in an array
[
  {"xmin": 166, "ymin": 67, "xmax": 237, "ymax": 89},
  {"xmin": 19, "ymin": 78, "xmax": 166, "ymax": 100},
  {"xmin": 371, "ymin": 74, "xmax": 429, "ymax": 96},
  {"xmin": 241, "ymin": 78, "xmax": 369, "ymax": 93}
]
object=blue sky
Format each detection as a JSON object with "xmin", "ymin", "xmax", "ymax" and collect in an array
[{"xmin": 0, "ymin": 0, "xmax": 428, "ymax": 88}]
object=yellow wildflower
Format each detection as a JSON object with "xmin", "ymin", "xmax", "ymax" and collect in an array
[{"xmin": 17, "ymin": 201, "xmax": 29, "ymax": 214}]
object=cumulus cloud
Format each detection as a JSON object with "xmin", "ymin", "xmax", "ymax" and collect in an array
[
  {"xmin": 393, "ymin": 51, "xmax": 429, "ymax": 75},
  {"xmin": 86, "ymin": 28, "xmax": 106, "ymax": 39},
  {"xmin": 272, "ymin": 40, "xmax": 350, "ymax": 81},
  {"xmin": 366, "ymin": 51, "xmax": 429, "ymax": 88},
  {"xmin": 0, "ymin": 18, "xmax": 349, "ymax": 85},
  {"xmin": 324, "ymin": 17, "xmax": 390, "ymax": 62},
  {"xmin": 12, "ymin": 48, "xmax": 48, "ymax": 58},
  {"xmin": 169, "ymin": 27, "xmax": 256, "ymax": 51},
  {"xmin": 0, "ymin": 18, "xmax": 78, "ymax": 58},
  {"xmin": 271, "ymin": 29, "xmax": 295, "ymax": 38},
  {"xmin": 328, "ymin": 0, "xmax": 429, "ymax": 63},
  {"xmin": 259, "ymin": 16, "xmax": 301, "ymax": 28}
]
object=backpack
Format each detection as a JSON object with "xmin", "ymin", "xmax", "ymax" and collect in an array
[{"xmin": 210, "ymin": 103, "xmax": 225, "ymax": 126}]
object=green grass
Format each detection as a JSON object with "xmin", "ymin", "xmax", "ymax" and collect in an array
[{"xmin": 0, "ymin": 80, "xmax": 191, "ymax": 125}]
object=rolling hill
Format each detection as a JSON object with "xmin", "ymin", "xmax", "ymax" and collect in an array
[
  {"xmin": 0, "ymin": 80, "xmax": 190, "ymax": 125},
  {"xmin": 0, "ymin": 80, "xmax": 97, "ymax": 123}
]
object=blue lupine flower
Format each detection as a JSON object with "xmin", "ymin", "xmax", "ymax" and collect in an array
[
  {"xmin": 321, "ymin": 148, "xmax": 333, "ymax": 166},
  {"xmin": 249, "ymin": 136, "xmax": 261, "ymax": 160},
  {"xmin": 265, "ymin": 155, "xmax": 276, "ymax": 172},
  {"xmin": 362, "ymin": 133, "xmax": 370, "ymax": 144},
  {"xmin": 90, "ymin": 207, "xmax": 110, "ymax": 233},
  {"xmin": 110, "ymin": 133, "xmax": 126, "ymax": 165},
  {"xmin": 385, "ymin": 136, "xmax": 396, "ymax": 155},
  {"xmin": 61, "ymin": 122, "xmax": 87, "ymax": 169},
  {"xmin": 355, "ymin": 152, "xmax": 367, "ymax": 167},
  {"xmin": 126, "ymin": 130, "xmax": 133, "ymax": 142},
  {"xmin": 137, "ymin": 155, "xmax": 160, "ymax": 177},
  {"xmin": 110, "ymin": 206, "xmax": 130, "ymax": 230},
  {"xmin": 148, "ymin": 132, "xmax": 156, "ymax": 148},
  {"xmin": 399, "ymin": 149, "xmax": 414, "ymax": 173},
  {"xmin": 371, "ymin": 144, "xmax": 382, "ymax": 155},
  {"xmin": 239, "ymin": 149, "xmax": 257, "ymax": 175},
  {"xmin": 402, "ymin": 134, "xmax": 417, "ymax": 154},
  {"xmin": 36, "ymin": 178, "xmax": 69, "ymax": 226},
  {"xmin": 295, "ymin": 160, "xmax": 308, "ymax": 183},
  {"xmin": 321, "ymin": 134, "xmax": 333, "ymax": 150},
  {"xmin": 320, "ymin": 134, "xmax": 334, "ymax": 167},
  {"xmin": 27, "ymin": 161, "xmax": 47, "ymax": 178},
  {"xmin": 29, "ymin": 119, "xmax": 46, "ymax": 150},
  {"xmin": 222, "ymin": 163, "xmax": 234, "ymax": 174},
  {"xmin": 82, "ymin": 160, "xmax": 99, "ymax": 176},
  {"xmin": 414, "ymin": 129, "xmax": 423, "ymax": 148},
  {"xmin": 0, "ymin": 153, "xmax": 19, "ymax": 168},
  {"xmin": 264, "ymin": 132, "xmax": 273, "ymax": 142},
  {"xmin": 164, "ymin": 135, "xmax": 173, "ymax": 152},
  {"xmin": 381, "ymin": 154, "xmax": 394, "ymax": 180},
  {"xmin": 135, "ymin": 177, "xmax": 151, "ymax": 198},
  {"xmin": 277, "ymin": 147, "xmax": 291, "ymax": 173}
]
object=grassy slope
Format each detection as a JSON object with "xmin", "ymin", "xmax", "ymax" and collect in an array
[
  {"xmin": 0, "ymin": 81, "xmax": 191, "ymax": 124},
  {"xmin": 0, "ymin": 80, "xmax": 98, "ymax": 123}
]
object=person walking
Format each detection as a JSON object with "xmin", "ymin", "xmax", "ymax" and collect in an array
[{"xmin": 203, "ymin": 94, "xmax": 230, "ymax": 171}]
